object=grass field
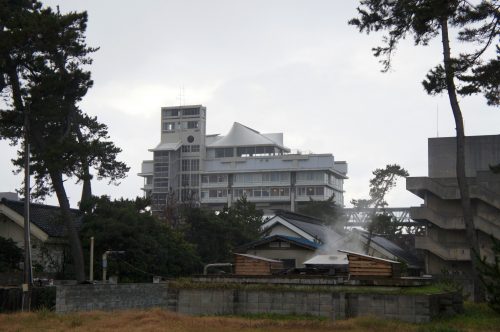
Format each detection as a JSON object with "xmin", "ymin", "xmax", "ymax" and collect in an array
[{"xmin": 0, "ymin": 303, "xmax": 498, "ymax": 332}]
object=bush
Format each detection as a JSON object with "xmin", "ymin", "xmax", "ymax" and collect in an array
[{"xmin": 0, "ymin": 236, "xmax": 23, "ymax": 272}]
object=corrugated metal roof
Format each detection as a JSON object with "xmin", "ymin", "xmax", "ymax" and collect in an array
[{"xmin": 303, "ymin": 254, "xmax": 348, "ymax": 266}]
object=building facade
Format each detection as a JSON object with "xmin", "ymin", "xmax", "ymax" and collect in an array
[
  {"xmin": 139, "ymin": 105, "xmax": 348, "ymax": 214},
  {"xmin": 407, "ymin": 135, "xmax": 500, "ymax": 295}
]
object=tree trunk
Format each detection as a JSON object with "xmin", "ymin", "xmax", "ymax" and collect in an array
[
  {"xmin": 50, "ymin": 169, "xmax": 86, "ymax": 283},
  {"xmin": 75, "ymin": 124, "xmax": 92, "ymax": 210},
  {"xmin": 440, "ymin": 17, "xmax": 484, "ymax": 302},
  {"xmin": 80, "ymin": 164, "xmax": 92, "ymax": 210}
]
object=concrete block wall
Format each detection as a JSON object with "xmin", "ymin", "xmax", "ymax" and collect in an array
[
  {"xmin": 56, "ymin": 283, "xmax": 169, "ymax": 313},
  {"xmin": 56, "ymin": 283, "xmax": 462, "ymax": 323}
]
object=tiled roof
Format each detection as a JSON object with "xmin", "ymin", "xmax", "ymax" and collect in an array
[
  {"xmin": 1, "ymin": 198, "xmax": 83, "ymax": 238},
  {"xmin": 273, "ymin": 211, "xmax": 343, "ymax": 244},
  {"xmin": 356, "ymin": 231, "xmax": 422, "ymax": 268},
  {"xmin": 235, "ymin": 234, "xmax": 320, "ymax": 252}
]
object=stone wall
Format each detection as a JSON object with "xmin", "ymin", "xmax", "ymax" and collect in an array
[
  {"xmin": 56, "ymin": 283, "xmax": 169, "ymax": 313},
  {"xmin": 56, "ymin": 283, "xmax": 462, "ymax": 323}
]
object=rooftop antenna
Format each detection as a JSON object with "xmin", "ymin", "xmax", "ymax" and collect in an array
[{"xmin": 177, "ymin": 85, "xmax": 185, "ymax": 106}]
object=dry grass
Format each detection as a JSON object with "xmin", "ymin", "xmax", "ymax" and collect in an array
[
  {"xmin": 0, "ymin": 303, "xmax": 498, "ymax": 332},
  {"xmin": 0, "ymin": 309, "xmax": 413, "ymax": 332}
]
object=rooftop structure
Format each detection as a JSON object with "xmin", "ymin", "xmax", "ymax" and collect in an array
[{"xmin": 139, "ymin": 105, "xmax": 348, "ymax": 214}]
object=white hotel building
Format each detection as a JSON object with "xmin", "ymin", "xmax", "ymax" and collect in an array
[{"xmin": 139, "ymin": 105, "xmax": 348, "ymax": 214}]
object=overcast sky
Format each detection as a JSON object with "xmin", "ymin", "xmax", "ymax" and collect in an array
[{"xmin": 1, "ymin": 1, "xmax": 499, "ymax": 208}]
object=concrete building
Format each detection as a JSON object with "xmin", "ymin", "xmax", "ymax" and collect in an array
[
  {"xmin": 139, "ymin": 105, "xmax": 348, "ymax": 214},
  {"xmin": 407, "ymin": 135, "xmax": 500, "ymax": 293}
]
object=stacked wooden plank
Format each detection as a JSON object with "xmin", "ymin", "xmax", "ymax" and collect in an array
[
  {"xmin": 234, "ymin": 253, "xmax": 284, "ymax": 275},
  {"xmin": 338, "ymin": 250, "xmax": 401, "ymax": 278}
]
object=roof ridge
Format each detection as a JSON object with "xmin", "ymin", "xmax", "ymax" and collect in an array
[{"xmin": 2, "ymin": 198, "xmax": 81, "ymax": 213}]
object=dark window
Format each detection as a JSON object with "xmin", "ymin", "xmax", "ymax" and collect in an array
[
  {"xmin": 215, "ymin": 148, "xmax": 233, "ymax": 158},
  {"xmin": 182, "ymin": 108, "xmax": 200, "ymax": 116},
  {"xmin": 191, "ymin": 144, "xmax": 200, "ymax": 152},
  {"xmin": 191, "ymin": 159, "xmax": 199, "ymax": 171},
  {"xmin": 187, "ymin": 121, "xmax": 199, "ymax": 129},
  {"xmin": 278, "ymin": 259, "xmax": 296, "ymax": 269}
]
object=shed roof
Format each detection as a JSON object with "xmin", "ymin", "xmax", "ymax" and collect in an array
[
  {"xmin": 234, "ymin": 253, "xmax": 282, "ymax": 263},
  {"xmin": 338, "ymin": 249, "xmax": 401, "ymax": 264}
]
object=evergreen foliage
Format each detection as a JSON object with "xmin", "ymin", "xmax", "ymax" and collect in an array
[
  {"xmin": 298, "ymin": 195, "xmax": 346, "ymax": 231},
  {"xmin": 0, "ymin": 0, "xmax": 128, "ymax": 282},
  {"xmin": 477, "ymin": 238, "xmax": 500, "ymax": 313},
  {"xmin": 351, "ymin": 164, "xmax": 409, "ymax": 252},
  {"xmin": 0, "ymin": 236, "xmax": 22, "ymax": 272},
  {"xmin": 80, "ymin": 196, "xmax": 200, "ymax": 282},
  {"xmin": 181, "ymin": 197, "xmax": 264, "ymax": 265}
]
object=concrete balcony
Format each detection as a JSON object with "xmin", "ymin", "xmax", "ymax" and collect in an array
[
  {"xmin": 235, "ymin": 195, "xmax": 291, "ymax": 202},
  {"xmin": 141, "ymin": 184, "xmax": 153, "ymax": 191},
  {"xmin": 232, "ymin": 181, "xmax": 291, "ymax": 187},
  {"xmin": 201, "ymin": 197, "xmax": 228, "ymax": 204},
  {"xmin": 138, "ymin": 160, "xmax": 154, "ymax": 177},
  {"xmin": 415, "ymin": 236, "xmax": 470, "ymax": 261},
  {"xmin": 204, "ymin": 154, "xmax": 338, "ymax": 173},
  {"xmin": 295, "ymin": 194, "xmax": 329, "ymax": 202},
  {"xmin": 407, "ymin": 177, "xmax": 500, "ymax": 210},
  {"xmin": 411, "ymin": 206, "xmax": 500, "ymax": 235},
  {"xmin": 200, "ymin": 182, "xmax": 229, "ymax": 188}
]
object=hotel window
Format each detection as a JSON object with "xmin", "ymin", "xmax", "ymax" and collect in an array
[
  {"xmin": 191, "ymin": 174, "xmax": 199, "ymax": 186},
  {"xmin": 162, "ymin": 122, "xmax": 175, "ymax": 132},
  {"xmin": 181, "ymin": 174, "xmax": 190, "ymax": 187},
  {"xmin": 182, "ymin": 108, "xmax": 200, "ymax": 116},
  {"xmin": 215, "ymin": 148, "xmax": 233, "ymax": 158},
  {"xmin": 191, "ymin": 145, "xmax": 200, "ymax": 152},
  {"xmin": 181, "ymin": 160, "xmax": 190, "ymax": 171},
  {"xmin": 162, "ymin": 109, "xmax": 179, "ymax": 118},
  {"xmin": 187, "ymin": 121, "xmax": 199, "ymax": 129},
  {"xmin": 191, "ymin": 159, "xmax": 199, "ymax": 171}
]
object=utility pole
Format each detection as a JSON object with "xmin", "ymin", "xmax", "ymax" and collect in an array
[{"xmin": 22, "ymin": 108, "xmax": 33, "ymax": 311}]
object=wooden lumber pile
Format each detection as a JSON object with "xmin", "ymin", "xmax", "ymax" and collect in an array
[
  {"xmin": 338, "ymin": 250, "xmax": 401, "ymax": 278},
  {"xmin": 234, "ymin": 253, "xmax": 284, "ymax": 275}
]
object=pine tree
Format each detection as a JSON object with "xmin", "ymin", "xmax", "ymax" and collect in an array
[
  {"xmin": 350, "ymin": 0, "xmax": 499, "ymax": 302},
  {"xmin": 0, "ymin": 1, "xmax": 128, "ymax": 282}
]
